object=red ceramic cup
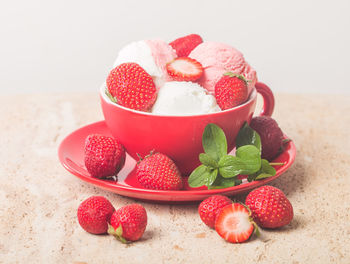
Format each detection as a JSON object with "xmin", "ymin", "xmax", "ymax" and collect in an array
[{"xmin": 100, "ymin": 82, "xmax": 274, "ymax": 175}]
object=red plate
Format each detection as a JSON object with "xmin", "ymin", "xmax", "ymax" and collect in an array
[{"xmin": 58, "ymin": 121, "xmax": 296, "ymax": 202}]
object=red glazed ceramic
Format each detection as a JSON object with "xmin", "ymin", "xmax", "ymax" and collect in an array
[
  {"xmin": 58, "ymin": 121, "xmax": 296, "ymax": 203},
  {"xmin": 100, "ymin": 82, "xmax": 275, "ymax": 175}
]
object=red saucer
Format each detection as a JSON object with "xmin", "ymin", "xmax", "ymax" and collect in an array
[{"xmin": 58, "ymin": 121, "xmax": 296, "ymax": 202}]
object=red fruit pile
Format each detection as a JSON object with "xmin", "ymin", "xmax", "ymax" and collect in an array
[
  {"xmin": 198, "ymin": 186, "xmax": 293, "ymax": 243},
  {"xmin": 77, "ymin": 196, "xmax": 147, "ymax": 243}
]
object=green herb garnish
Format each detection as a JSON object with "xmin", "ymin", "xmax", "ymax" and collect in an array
[{"xmin": 188, "ymin": 122, "xmax": 281, "ymax": 189}]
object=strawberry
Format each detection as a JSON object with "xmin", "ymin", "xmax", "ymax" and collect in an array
[
  {"xmin": 214, "ymin": 72, "xmax": 249, "ymax": 110},
  {"xmin": 77, "ymin": 196, "xmax": 115, "ymax": 234},
  {"xmin": 198, "ymin": 195, "xmax": 233, "ymax": 228},
  {"xmin": 136, "ymin": 152, "xmax": 183, "ymax": 190},
  {"xmin": 245, "ymin": 185, "xmax": 293, "ymax": 229},
  {"xmin": 108, "ymin": 204, "xmax": 147, "ymax": 243},
  {"xmin": 169, "ymin": 34, "xmax": 203, "ymax": 57},
  {"xmin": 84, "ymin": 134, "xmax": 126, "ymax": 178},
  {"xmin": 215, "ymin": 203, "xmax": 258, "ymax": 243},
  {"xmin": 106, "ymin": 62, "xmax": 157, "ymax": 112},
  {"xmin": 166, "ymin": 57, "xmax": 204, "ymax": 82},
  {"xmin": 249, "ymin": 116, "xmax": 286, "ymax": 161}
]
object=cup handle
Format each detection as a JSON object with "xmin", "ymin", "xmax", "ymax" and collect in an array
[{"xmin": 255, "ymin": 82, "xmax": 275, "ymax": 116}]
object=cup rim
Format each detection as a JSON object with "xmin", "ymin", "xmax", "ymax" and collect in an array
[{"xmin": 100, "ymin": 83, "xmax": 257, "ymax": 118}]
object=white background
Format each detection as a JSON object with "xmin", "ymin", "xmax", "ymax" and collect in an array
[{"xmin": 1, "ymin": 0, "xmax": 349, "ymax": 94}]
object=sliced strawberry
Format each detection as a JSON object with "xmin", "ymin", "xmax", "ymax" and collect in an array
[
  {"xmin": 166, "ymin": 57, "xmax": 203, "ymax": 82},
  {"xmin": 169, "ymin": 34, "xmax": 203, "ymax": 57},
  {"xmin": 215, "ymin": 203, "xmax": 257, "ymax": 243}
]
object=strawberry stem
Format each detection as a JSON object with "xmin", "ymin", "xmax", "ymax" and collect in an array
[
  {"xmin": 283, "ymin": 138, "xmax": 291, "ymax": 144},
  {"xmin": 223, "ymin": 72, "xmax": 250, "ymax": 84},
  {"xmin": 108, "ymin": 224, "xmax": 128, "ymax": 244},
  {"xmin": 136, "ymin": 153, "xmax": 143, "ymax": 161},
  {"xmin": 269, "ymin": 162, "xmax": 285, "ymax": 166},
  {"xmin": 252, "ymin": 222, "xmax": 260, "ymax": 237},
  {"xmin": 105, "ymin": 89, "xmax": 118, "ymax": 104}
]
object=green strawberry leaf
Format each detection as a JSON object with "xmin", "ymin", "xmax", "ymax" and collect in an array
[
  {"xmin": 202, "ymin": 123, "xmax": 227, "ymax": 161},
  {"xmin": 236, "ymin": 122, "xmax": 261, "ymax": 153},
  {"xmin": 199, "ymin": 153, "xmax": 218, "ymax": 168},
  {"xmin": 188, "ymin": 165, "xmax": 208, "ymax": 187},
  {"xmin": 105, "ymin": 89, "xmax": 117, "ymax": 103}
]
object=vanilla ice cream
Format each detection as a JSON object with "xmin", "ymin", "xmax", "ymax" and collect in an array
[{"xmin": 151, "ymin": 82, "xmax": 220, "ymax": 115}]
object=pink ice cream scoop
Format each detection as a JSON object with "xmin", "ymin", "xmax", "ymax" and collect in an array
[
  {"xmin": 189, "ymin": 42, "xmax": 257, "ymax": 95},
  {"xmin": 145, "ymin": 39, "xmax": 177, "ymax": 82}
]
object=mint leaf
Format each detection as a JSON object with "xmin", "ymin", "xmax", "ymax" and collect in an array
[
  {"xmin": 209, "ymin": 176, "xmax": 235, "ymax": 189},
  {"xmin": 199, "ymin": 153, "xmax": 218, "ymax": 168},
  {"xmin": 208, "ymin": 176, "xmax": 241, "ymax": 189},
  {"xmin": 206, "ymin": 169, "xmax": 218, "ymax": 186},
  {"xmin": 236, "ymin": 122, "xmax": 261, "ymax": 153},
  {"xmin": 217, "ymin": 146, "xmax": 261, "ymax": 178},
  {"xmin": 247, "ymin": 159, "xmax": 276, "ymax": 182},
  {"xmin": 188, "ymin": 165, "xmax": 219, "ymax": 187},
  {"xmin": 218, "ymin": 155, "xmax": 244, "ymax": 178},
  {"xmin": 202, "ymin": 123, "xmax": 227, "ymax": 161},
  {"xmin": 235, "ymin": 145, "xmax": 261, "ymax": 174},
  {"xmin": 255, "ymin": 159, "xmax": 276, "ymax": 179},
  {"xmin": 188, "ymin": 165, "xmax": 208, "ymax": 187}
]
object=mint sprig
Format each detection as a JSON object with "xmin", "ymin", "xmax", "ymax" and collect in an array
[{"xmin": 188, "ymin": 122, "xmax": 279, "ymax": 189}]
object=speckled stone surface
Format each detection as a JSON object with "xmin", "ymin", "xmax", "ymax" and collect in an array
[{"xmin": 0, "ymin": 93, "xmax": 349, "ymax": 264}]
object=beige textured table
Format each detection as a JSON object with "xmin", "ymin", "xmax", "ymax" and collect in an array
[{"xmin": 1, "ymin": 93, "xmax": 350, "ymax": 264}]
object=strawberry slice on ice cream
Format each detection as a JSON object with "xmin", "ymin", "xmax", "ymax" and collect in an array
[{"xmin": 166, "ymin": 57, "xmax": 203, "ymax": 82}]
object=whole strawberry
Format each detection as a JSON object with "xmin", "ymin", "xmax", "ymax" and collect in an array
[
  {"xmin": 108, "ymin": 204, "xmax": 147, "ymax": 243},
  {"xmin": 77, "ymin": 196, "xmax": 115, "ymax": 234},
  {"xmin": 249, "ymin": 116, "xmax": 286, "ymax": 161},
  {"xmin": 84, "ymin": 134, "xmax": 126, "ymax": 178},
  {"xmin": 169, "ymin": 34, "xmax": 203, "ymax": 57},
  {"xmin": 245, "ymin": 185, "xmax": 293, "ymax": 229},
  {"xmin": 198, "ymin": 195, "xmax": 232, "ymax": 228},
  {"xmin": 106, "ymin": 62, "xmax": 157, "ymax": 112},
  {"xmin": 215, "ymin": 72, "xmax": 249, "ymax": 110},
  {"xmin": 136, "ymin": 152, "xmax": 183, "ymax": 190},
  {"xmin": 215, "ymin": 203, "xmax": 258, "ymax": 243}
]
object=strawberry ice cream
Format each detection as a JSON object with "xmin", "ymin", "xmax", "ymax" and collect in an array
[
  {"xmin": 189, "ymin": 42, "xmax": 257, "ymax": 95},
  {"xmin": 145, "ymin": 39, "xmax": 177, "ymax": 81},
  {"xmin": 113, "ymin": 39, "xmax": 176, "ymax": 89}
]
